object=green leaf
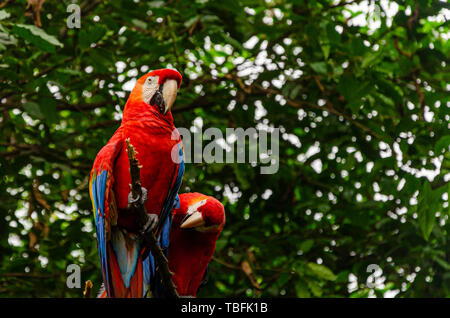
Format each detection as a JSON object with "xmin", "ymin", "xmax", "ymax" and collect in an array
[
  {"xmin": 131, "ymin": 19, "xmax": 148, "ymax": 30},
  {"xmin": 0, "ymin": 24, "xmax": 17, "ymax": 48},
  {"xmin": 220, "ymin": 32, "xmax": 244, "ymax": 51},
  {"xmin": 433, "ymin": 256, "xmax": 450, "ymax": 271},
  {"xmin": 300, "ymin": 239, "xmax": 314, "ymax": 253},
  {"xmin": 13, "ymin": 24, "xmax": 63, "ymax": 52},
  {"xmin": 296, "ymin": 281, "xmax": 311, "ymax": 297},
  {"xmin": 310, "ymin": 62, "xmax": 327, "ymax": 74},
  {"xmin": 39, "ymin": 97, "xmax": 58, "ymax": 125},
  {"xmin": 307, "ymin": 262, "xmax": 337, "ymax": 281},
  {"xmin": 307, "ymin": 280, "xmax": 323, "ymax": 296},
  {"xmin": 0, "ymin": 9, "xmax": 10, "ymax": 20},
  {"xmin": 79, "ymin": 25, "xmax": 107, "ymax": 49},
  {"xmin": 277, "ymin": 272, "xmax": 291, "ymax": 287},
  {"xmin": 434, "ymin": 136, "xmax": 450, "ymax": 154},
  {"xmin": 148, "ymin": 1, "xmax": 165, "ymax": 8},
  {"xmin": 321, "ymin": 44, "xmax": 330, "ymax": 60},
  {"xmin": 417, "ymin": 180, "xmax": 437, "ymax": 241},
  {"xmin": 337, "ymin": 75, "xmax": 370, "ymax": 109},
  {"xmin": 184, "ymin": 16, "xmax": 200, "ymax": 28},
  {"xmin": 23, "ymin": 102, "xmax": 43, "ymax": 119},
  {"xmin": 361, "ymin": 51, "xmax": 382, "ymax": 69},
  {"xmin": 233, "ymin": 165, "xmax": 251, "ymax": 190}
]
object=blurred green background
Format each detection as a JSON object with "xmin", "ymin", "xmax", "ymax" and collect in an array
[{"xmin": 0, "ymin": 0, "xmax": 449, "ymax": 297}]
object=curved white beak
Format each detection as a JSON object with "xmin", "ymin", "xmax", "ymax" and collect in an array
[
  {"xmin": 162, "ymin": 79, "xmax": 178, "ymax": 115},
  {"xmin": 180, "ymin": 211, "xmax": 205, "ymax": 229}
]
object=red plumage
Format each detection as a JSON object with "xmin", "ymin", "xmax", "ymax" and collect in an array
[
  {"xmin": 90, "ymin": 69, "xmax": 184, "ymax": 297},
  {"xmin": 168, "ymin": 193, "xmax": 226, "ymax": 297}
]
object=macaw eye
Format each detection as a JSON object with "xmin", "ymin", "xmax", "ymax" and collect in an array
[{"xmin": 150, "ymin": 86, "xmax": 166, "ymax": 113}]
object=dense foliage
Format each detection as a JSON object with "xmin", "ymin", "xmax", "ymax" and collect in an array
[{"xmin": 0, "ymin": 0, "xmax": 449, "ymax": 297}]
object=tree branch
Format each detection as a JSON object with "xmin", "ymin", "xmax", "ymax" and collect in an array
[
  {"xmin": 83, "ymin": 280, "xmax": 93, "ymax": 298},
  {"xmin": 393, "ymin": 36, "xmax": 412, "ymax": 59},
  {"xmin": 413, "ymin": 76, "xmax": 426, "ymax": 121},
  {"xmin": 125, "ymin": 139, "xmax": 179, "ymax": 299}
]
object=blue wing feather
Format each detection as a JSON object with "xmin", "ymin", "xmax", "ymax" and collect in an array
[
  {"xmin": 144, "ymin": 143, "xmax": 184, "ymax": 297},
  {"xmin": 92, "ymin": 137, "xmax": 184, "ymax": 297},
  {"xmin": 110, "ymin": 229, "xmax": 141, "ymax": 288},
  {"xmin": 157, "ymin": 143, "xmax": 184, "ymax": 235},
  {"xmin": 91, "ymin": 170, "xmax": 110, "ymax": 295}
]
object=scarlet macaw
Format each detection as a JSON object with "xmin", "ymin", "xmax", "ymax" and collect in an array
[
  {"xmin": 168, "ymin": 192, "xmax": 226, "ymax": 297},
  {"xmin": 89, "ymin": 69, "xmax": 184, "ymax": 297}
]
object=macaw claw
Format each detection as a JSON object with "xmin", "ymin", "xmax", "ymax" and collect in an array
[
  {"xmin": 128, "ymin": 186, "xmax": 148, "ymax": 206},
  {"xmin": 138, "ymin": 213, "xmax": 159, "ymax": 238}
]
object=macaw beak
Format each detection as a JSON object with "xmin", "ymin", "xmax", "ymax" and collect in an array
[
  {"xmin": 161, "ymin": 79, "xmax": 178, "ymax": 115},
  {"xmin": 180, "ymin": 211, "xmax": 205, "ymax": 229}
]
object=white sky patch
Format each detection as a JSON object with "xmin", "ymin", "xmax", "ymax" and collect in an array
[
  {"xmin": 115, "ymin": 61, "xmax": 127, "ymax": 73},
  {"xmin": 193, "ymin": 116, "xmax": 203, "ymax": 129},
  {"xmin": 343, "ymin": 0, "xmax": 448, "ymax": 38},
  {"xmin": 244, "ymin": 7, "xmax": 255, "ymax": 15},
  {"xmin": 81, "ymin": 219, "xmax": 94, "ymax": 233},
  {"xmin": 297, "ymin": 142, "xmax": 320, "ymax": 163},
  {"xmin": 343, "ymin": 0, "xmax": 398, "ymax": 33},
  {"xmin": 223, "ymin": 184, "xmax": 241, "ymax": 204},
  {"xmin": 214, "ymin": 56, "xmax": 226, "ymax": 65},
  {"xmin": 379, "ymin": 141, "xmax": 392, "ymax": 158},
  {"xmin": 122, "ymin": 78, "xmax": 137, "ymax": 92},
  {"xmin": 20, "ymin": 164, "xmax": 32, "ymax": 178},
  {"xmin": 47, "ymin": 82, "xmax": 60, "ymax": 94},
  {"xmin": 38, "ymin": 255, "xmax": 49, "ymax": 267},
  {"xmin": 273, "ymin": 44, "xmax": 285, "ymax": 55},
  {"xmin": 71, "ymin": 249, "xmax": 86, "ymax": 263},
  {"xmin": 255, "ymin": 100, "xmax": 267, "ymax": 120},
  {"xmin": 427, "ymin": 7, "xmax": 450, "ymax": 23},
  {"xmin": 283, "ymin": 133, "xmax": 301, "ymax": 148},
  {"xmin": 243, "ymin": 35, "xmax": 259, "ymax": 50},
  {"xmin": 113, "ymin": 110, "xmax": 123, "ymax": 120},
  {"xmin": 311, "ymin": 159, "xmax": 323, "ymax": 174},
  {"xmin": 8, "ymin": 233, "xmax": 21, "ymax": 247},
  {"xmin": 423, "ymin": 106, "xmax": 434, "ymax": 122},
  {"xmin": 348, "ymin": 273, "xmax": 358, "ymax": 293},
  {"xmin": 203, "ymin": 36, "xmax": 212, "ymax": 50},
  {"xmin": 261, "ymin": 189, "xmax": 273, "ymax": 200},
  {"xmin": 51, "ymin": 203, "xmax": 78, "ymax": 221},
  {"xmin": 118, "ymin": 26, "xmax": 126, "ymax": 35},
  {"xmin": 127, "ymin": 68, "xmax": 138, "ymax": 77},
  {"xmin": 414, "ymin": 156, "xmax": 443, "ymax": 181},
  {"xmin": 15, "ymin": 206, "xmax": 33, "ymax": 231}
]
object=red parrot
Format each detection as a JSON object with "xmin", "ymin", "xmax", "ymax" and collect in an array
[
  {"xmin": 89, "ymin": 69, "xmax": 184, "ymax": 298},
  {"xmin": 168, "ymin": 192, "xmax": 226, "ymax": 297}
]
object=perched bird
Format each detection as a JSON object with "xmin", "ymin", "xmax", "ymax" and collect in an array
[
  {"xmin": 89, "ymin": 69, "xmax": 184, "ymax": 298},
  {"xmin": 168, "ymin": 193, "xmax": 226, "ymax": 297}
]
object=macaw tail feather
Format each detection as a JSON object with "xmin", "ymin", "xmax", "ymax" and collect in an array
[
  {"xmin": 102, "ymin": 228, "xmax": 144, "ymax": 297},
  {"xmin": 97, "ymin": 283, "xmax": 106, "ymax": 298}
]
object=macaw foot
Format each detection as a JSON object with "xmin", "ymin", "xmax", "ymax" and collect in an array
[
  {"xmin": 127, "ymin": 186, "xmax": 158, "ymax": 236},
  {"xmin": 127, "ymin": 186, "xmax": 148, "ymax": 206},
  {"xmin": 138, "ymin": 213, "xmax": 159, "ymax": 238}
]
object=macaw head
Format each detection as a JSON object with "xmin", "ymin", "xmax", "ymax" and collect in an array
[
  {"xmin": 178, "ymin": 194, "xmax": 226, "ymax": 233},
  {"xmin": 125, "ymin": 68, "xmax": 182, "ymax": 118}
]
